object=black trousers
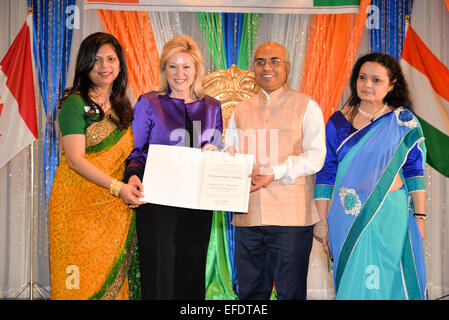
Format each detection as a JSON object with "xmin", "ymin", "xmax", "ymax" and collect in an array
[
  {"xmin": 235, "ymin": 225, "xmax": 314, "ymax": 300},
  {"xmin": 136, "ymin": 203, "xmax": 212, "ymax": 300}
]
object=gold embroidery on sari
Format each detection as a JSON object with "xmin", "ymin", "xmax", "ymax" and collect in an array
[
  {"xmin": 100, "ymin": 231, "xmax": 137, "ymax": 300},
  {"xmin": 85, "ymin": 110, "xmax": 119, "ymax": 148}
]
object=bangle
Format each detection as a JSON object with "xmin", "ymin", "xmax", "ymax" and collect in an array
[
  {"xmin": 109, "ymin": 179, "xmax": 123, "ymax": 197},
  {"xmin": 314, "ymin": 222, "xmax": 329, "ymax": 229},
  {"xmin": 414, "ymin": 213, "xmax": 426, "ymax": 220}
]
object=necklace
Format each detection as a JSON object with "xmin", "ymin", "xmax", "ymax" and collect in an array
[
  {"xmin": 89, "ymin": 91, "xmax": 111, "ymax": 112},
  {"xmin": 358, "ymin": 104, "xmax": 389, "ymax": 121}
]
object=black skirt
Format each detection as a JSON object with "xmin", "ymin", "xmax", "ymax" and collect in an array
[{"xmin": 135, "ymin": 203, "xmax": 212, "ymax": 300}]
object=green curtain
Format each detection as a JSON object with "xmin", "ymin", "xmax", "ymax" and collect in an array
[
  {"xmin": 197, "ymin": 13, "xmax": 227, "ymax": 70},
  {"xmin": 198, "ymin": 12, "xmax": 261, "ymax": 300},
  {"xmin": 236, "ymin": 13, "xmax": 261, "ymax": 70},
  {"xmin": 198, "ymin": 12, "xmax": 236, "ymax": 300},
  {"xmin": 205, "ymin": 211, "xmax": 237, "ymax": 299}
]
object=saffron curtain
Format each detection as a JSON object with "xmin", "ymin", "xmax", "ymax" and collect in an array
[
  {"xmin": 97, "ymin": 9, "xmax": 159, "ymax": 101},
  {"xmin": 300, "ymin": 0, "xmax": 371, "ymax": 122}
]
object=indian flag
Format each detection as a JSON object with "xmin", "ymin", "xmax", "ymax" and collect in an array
[
  {"xmin": 0, "ymin": 14, "xmax": 38, "ymax": 169},
  {"xmin": 84, "ymin": 0, "xmax": 360, "ymax": 14},
  {"xmin": 401, "ymin": 26, "xmax": 449, "ymax": 178}
]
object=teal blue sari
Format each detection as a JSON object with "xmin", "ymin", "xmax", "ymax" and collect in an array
[{"xmin": 328, "ymin": 108, "xmax": 427, "ymax": 300}]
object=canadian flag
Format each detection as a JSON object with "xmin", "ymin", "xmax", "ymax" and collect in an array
[{"xmin": 0, "ymin": 14, "xmax": 38, "ymax": 169}]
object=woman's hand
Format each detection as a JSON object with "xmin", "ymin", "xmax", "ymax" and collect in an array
[
  {"xmin": 120, "ymin": 175, "xmax": 146, "ymax": 208},
  {"xmin": 315, "ymin": 199, "xmax": 330, "ymax": 254},
  {"xmin": 313, "ymin": 220, "xmax": 329, "ymax": 255},
  {"xmin": 128, "ymin": 175, "xmax": 144, "ymax": 192},
  {"xmin": 416, "ymin": 218, "xmax": 426, "ymax": 240},
  {"xmin": 201, "ymin": 144, "xmax": 219, "ymax": 152},
  {"xmin": 410, "ymin": 191, "xmax": 426, "ymax": 240}
]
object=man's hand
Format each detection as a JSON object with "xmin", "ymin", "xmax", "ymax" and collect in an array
[
  {"xmin": 224, "ymin": 146, "xmax": 238, "ymax": 156},
  {"xmin": 250, "ymin": 166, "xmax": 274, "ymax": 192}
]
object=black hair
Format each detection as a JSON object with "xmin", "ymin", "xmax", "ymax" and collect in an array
[
  {"xmin": 59, "ymin": 32, "xmax": 133, "ymax": 129},
  {"xmin": 344, "ymin": 52, "xmax": 413, "ymax": 123}
]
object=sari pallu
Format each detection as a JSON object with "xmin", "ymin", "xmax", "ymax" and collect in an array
[
  {"xmin": 49, "ymin": 124, "xmax": 138, "ymax": 300},
  {"xmin": 328, "ymin": 107, "xmax": 427, "ymax": 300}
]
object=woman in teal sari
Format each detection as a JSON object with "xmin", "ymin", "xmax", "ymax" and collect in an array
[{"xmin": 314, "ymin": 53, "xmax": 427, "ymax": 300}]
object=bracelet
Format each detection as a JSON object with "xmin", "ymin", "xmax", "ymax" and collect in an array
[
  {"xmin": 109, "ymin": 179, "xmax": 124, "ymax": 197},
  {"xmin": 314, "ymin": 223, "xmax": 329, "ymax": 229},
  {"xmin": 414, "ymin": 213, "xmax": 426, "ymax": 220}
]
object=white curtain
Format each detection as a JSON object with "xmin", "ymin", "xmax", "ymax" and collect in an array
[
  {"xmin": 255, "ymin": 14, "xmax": 311, "ymax": 91},
  {"xmin": 149, "ymin": 12, "xmax": 215, "ymax": 74}
]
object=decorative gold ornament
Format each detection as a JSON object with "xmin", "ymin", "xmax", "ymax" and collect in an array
[{"xmin": 202, "ymin": 64, "xmax": 260, "ymax": 137}]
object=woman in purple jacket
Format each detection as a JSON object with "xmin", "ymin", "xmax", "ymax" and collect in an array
[{"xmin": 123, "ymin": 35, "xmax": 222, "ymax": 300}]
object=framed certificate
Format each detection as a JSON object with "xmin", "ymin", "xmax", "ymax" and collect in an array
[{"xmin": 140, "ymin": 144, "xmax": 254, "ymax": 212}]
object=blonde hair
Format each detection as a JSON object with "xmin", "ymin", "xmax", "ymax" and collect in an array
[{"xmin": 157, "ymin": 35, "xmax": 205, "ymax": 100}]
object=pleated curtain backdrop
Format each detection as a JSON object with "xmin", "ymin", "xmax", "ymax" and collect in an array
[
  {"xmin": 197, "ymin": 13, "xmax": 227, "ymax": 70},
  {"xmin": 97, "ymin": 10, "xmax": 160, "ymax": 101},
  {"xmin": 300, "ymin": 0, "xmax": 371, "ymax": 123},
  {"xmin": 28, "ymin": 0, "xmax": 75, "ymax": 203},
  {"xmin": 255, "ymin": 14, "xmax": 311, "ymax": 91},
  {"xmin": 3, "ymin": 1, "xmax": 447, "ymax": 300},
  {"xmin": 94, "ymin": 8, "xmax": 373, "ymax": 299},
  {"xmin": 370, "ymin": 0, "xmax": 413, "ymax": 60}
]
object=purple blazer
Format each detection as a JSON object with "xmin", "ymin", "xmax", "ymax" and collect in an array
[{"xmin": 125, "ymin": 91, "xmax": 223, "ymax": 176}]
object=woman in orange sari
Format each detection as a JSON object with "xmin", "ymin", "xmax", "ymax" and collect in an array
[{"xmin": 48, "ymin": 32, "xmax": 145, "ymax": 299}]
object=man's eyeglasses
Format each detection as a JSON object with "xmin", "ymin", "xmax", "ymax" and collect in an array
[{"xmin": 254, "ymin": 57, "xmax": 286, "ymax": 68}]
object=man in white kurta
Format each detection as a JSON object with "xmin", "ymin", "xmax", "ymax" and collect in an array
[{"xmin": 224, "ymin": 42, "xmax": 326, "ymax": 300}]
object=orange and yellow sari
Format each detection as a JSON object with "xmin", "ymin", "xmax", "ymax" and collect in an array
[{"xmin": 49, "ymin": 114, "xmax": 139, "ymax": 300}]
